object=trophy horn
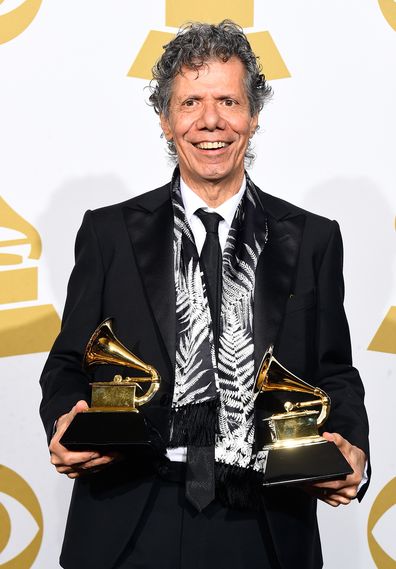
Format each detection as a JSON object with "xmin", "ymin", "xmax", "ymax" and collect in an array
[
  {"xmin": 255, "ymin": 346, "xmax": 330, "ymax": 427},
  {"xmin": 83, "ymin": 318, "xmax": 160, "ymax": 406}
]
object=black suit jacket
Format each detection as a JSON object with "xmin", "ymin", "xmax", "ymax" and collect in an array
[{"xmin": 40, "ymin": 180, "xmax": 370, "ymax": 569}]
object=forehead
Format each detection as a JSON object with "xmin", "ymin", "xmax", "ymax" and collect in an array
[{"xmin": 171, "ymin": 57, "xmax": 248, "ymax": 99}]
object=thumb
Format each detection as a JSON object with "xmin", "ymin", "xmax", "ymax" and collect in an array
[
  {"xmin": 322, "ymin": 432, "xmax": 346, "ymax": 449},
  {"xmin": 56, "ymin": 400, "xmax": 89, "ymax": 436},
  {"xmin": 72, "ymin": 399, "xmax": 89, "ymax": 416},
  {"xmin": 322, "ymin": 431, "xmax": 336, "ymax": 443}
]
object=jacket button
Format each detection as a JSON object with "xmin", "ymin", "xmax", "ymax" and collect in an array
[
  {"xmin": 158, "ymin": 464, "xmax": 169, "ymax": 477},
  {"xmin": 160, "ymin": 393, "xmax": 171, "ymax": 407}
]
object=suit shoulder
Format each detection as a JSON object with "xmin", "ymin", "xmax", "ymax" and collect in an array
[
  {"xmin": 85, "ymin": 182, "xmax": 171, "ymax": 222},
  {"xmin": 256, "ymin": 187, "xmax": 338, "ymax": 231}
]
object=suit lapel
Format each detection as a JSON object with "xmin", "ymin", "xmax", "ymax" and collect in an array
[
  {"xmin": 121, "ymin": 181, "xmax": 305, "ymax": 380},
  {"xmin": 253, "ymin": 189, "xmax": 306, "ymax": 374},
  {"xmin": 122, "ymin": 186, "xmax": 176, "ymax": 371}
]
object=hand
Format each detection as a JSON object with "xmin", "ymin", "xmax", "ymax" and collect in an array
[
  {"xmin": 49, "ymin": 400, "xmax": 120, "ymax": 479},
  {"xmin": 304, "ymin": 432, "xmax": 366, "ymax": 507}
]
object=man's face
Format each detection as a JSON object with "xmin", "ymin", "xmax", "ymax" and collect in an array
[{"xmin": 160, "ymin": 57, "xmax": 258, "ymax": 190}]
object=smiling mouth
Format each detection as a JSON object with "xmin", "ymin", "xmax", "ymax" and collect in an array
[{"xmin": 194, "ymin": 141, "xmax": 230, "ymax": 150}]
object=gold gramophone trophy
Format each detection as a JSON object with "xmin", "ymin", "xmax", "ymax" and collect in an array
[
  {"xmin": 60, "ymin": 318, "xmax": 160, "ymax": 451},
  {"xmin": 254, "ymin": 346, "xmax": 352, "ymax": 486}
]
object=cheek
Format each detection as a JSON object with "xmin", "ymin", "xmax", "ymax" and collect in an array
[
  {"xmin": 176, "ymin": 118, "xmax": 196, "ymax": 138},
  {"xmin": 228, "ymin": 115, "xmax": 256, "ymax": 137},
  {"xmin": 168, "ymin": 112, "xmax": 196, "ymax": 138}
]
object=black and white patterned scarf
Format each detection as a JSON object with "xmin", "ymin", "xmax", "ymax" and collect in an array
[{"xmin": 169, "ymin": 171, "xmax": 269, "ymax": 506}]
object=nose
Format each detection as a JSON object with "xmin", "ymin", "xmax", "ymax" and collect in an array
[{"xmin": 196, "ymin": 101, "xmax": 226, "ymax": 131}]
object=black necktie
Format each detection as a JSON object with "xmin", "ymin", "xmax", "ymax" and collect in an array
[
  {"xmin": 195, "ymin": 209, "xmax": 223, "ymax": 350},
  {"xmin": 185, "ymin": 208, "xmax": 223, "ymax": 512}
]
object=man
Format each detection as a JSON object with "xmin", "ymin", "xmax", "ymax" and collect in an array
[{"xmin": 40, "ymin": 20, "xmax": 369, "ymax": 569}]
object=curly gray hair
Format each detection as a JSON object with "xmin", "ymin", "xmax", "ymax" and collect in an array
[{"xmin": 148, "ymin": 20, "xmax": 273, "ymax": 162}]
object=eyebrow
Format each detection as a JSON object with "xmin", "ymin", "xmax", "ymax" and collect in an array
[{"xmin": 176, "ymin": 93, "xmax": 240, "ymax": 102}]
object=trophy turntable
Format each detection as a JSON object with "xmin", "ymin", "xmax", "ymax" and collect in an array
[
  {"xmin": 254, "ymin": 346, "xmax": 353, "ymax": 486},
  {"xmin": 60, "ymin": 318, "xmax": 160, "ymax": 451}
]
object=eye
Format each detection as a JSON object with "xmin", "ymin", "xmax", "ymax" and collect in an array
[
  {"xmin": 222, "ymin": 98, "xmax": 237, "ymax": 107},
  {"xmin": 0, "ymin": 466, "xmax": 43, "ymax": 566},
  {"xmin": 183, "ymin": 98, "xmax": 198, "ymax": 107}
]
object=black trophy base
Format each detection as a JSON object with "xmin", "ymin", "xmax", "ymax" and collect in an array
[
  {"xmin": 59, "ymin": 411, "xmax": 152, "ymax": 452},
  {"xmin": 262, "ymin": 440, "xmax": 353, "ymax": 487}
]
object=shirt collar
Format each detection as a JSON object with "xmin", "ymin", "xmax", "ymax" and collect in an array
[{"xmin": 180, "ymin": 176, "xmax": 246, "ymax": 228}]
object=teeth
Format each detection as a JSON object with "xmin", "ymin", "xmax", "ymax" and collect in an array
[{"xmin": 195, "ymin": 141, "xmax": 228, "ymax": 149}]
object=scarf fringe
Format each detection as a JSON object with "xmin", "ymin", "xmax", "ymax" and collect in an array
[
  {"xmin": 169, "ymin": 400, "xmax": 217, "ymax": 447},
  {"xmin": 215, "ymin": 462, "xmax": 265, "ymax": 511}
]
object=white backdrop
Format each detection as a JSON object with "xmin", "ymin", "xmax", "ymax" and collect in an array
[{"xmin": 0, "ymin": 1, "xmax": 395, "ymax": 567}]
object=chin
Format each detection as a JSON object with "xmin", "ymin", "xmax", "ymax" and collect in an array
[{"xmin": 195, "ymin": 163, "xmax": 239, "ymax": 180}]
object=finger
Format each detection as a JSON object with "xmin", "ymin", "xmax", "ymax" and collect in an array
[
  {"xmin": 50, "ymin": 450, "xmax": 101, "ymax": 468},
  {"xmin": 56, "ymin": 462, "xmax": 96, "ymax": 476},
  {"xmin": 321, "ymin": 483, "xmax": 359, "ymax": 499},
  {"xmin": 55, "ymin": 400, "xmax": 90, "ymax": 438},
  {"xmin": 314, "ymin": 479, "xmax": 360, "ymax": 498},
  {"xmin": 342, "ymin": 486, "xmax": 358, "ymax": 499},
  {"xmin": 78, "ymin": 455, "xmax": 115, "ymax": 470},
  {"xmin": 322, "ymin": 431, "xmax": 346, "ymax": 449},
  {"xmin": 56, "ymin": 453, "xmax": 117, "ymax": 474},
  {"xmin": 73, "ymin": 399, "xmax": 90, "ymax": 413},
  {"xmin": 322, "ymin": 433, "xmax": 365, "ymax": 476},
  {"xmin": 67, "ymin": 399, "xmax": 89, "ymax": 422},
  {"xmin": 311, "ymin": 478, "xmax": 348, "ymax": 492},
  {"xmin": 315, "ymin": 471, "xmax": 362, "ymax": 492},
  {"xmin": 50, "ymin": 447, "xmax": 100, "ymax": 462},
  {"xmin": 55, "ymin": 465, "xmax": 81, "ymax": 475},
  {"xmin": 62, "ymin": 461, "xmax": 115, "ymax": 478},
  {"xmin": 326, "ymin": 494, "xmax": 352, "ymax": 506},
  {"xmin": 328, "ymin": 486, "xmax": 358, "ymax": 500},
  {"xmin": 321, "ymin": 431, "xmax": 336, "ymax": 443},
  {"xmin": 318, "ymin": 488, "xmax": 347, "ymax": 507},
  {"xmin": 324, "ymin": 498, "xmax": 340, "ymax": 507}
]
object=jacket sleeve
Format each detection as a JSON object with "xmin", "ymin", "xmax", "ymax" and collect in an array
[
  {"xmin": 39, "ymin": 210, "xmax": 104, "ymax": 443},
  {"xmin": 314, "ymin": 221, "xmax": 370, "ymax": 497}
]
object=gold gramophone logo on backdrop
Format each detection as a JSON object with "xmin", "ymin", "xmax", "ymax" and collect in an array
[
  {"xmin": 128, "ymin": 0, "xmax": 290, "ymax": 81},
  {"xmin": 368, "ymin": 218, "xmax": 396, "ymax": 355},
  {"xmin": 368, "ymin": 477, "xmax": 396, "ymax": 568},
  {"xmin": 378, "ymin": 0, "xmax": 396, "ymax": 31},
  {"xmin": 0, "ymin": 464, "xmax": 43, "ymax": 568},
  {"xmin": 0, "ymin": 0, "xmax": 42, "ymax": 45},
  {"xmin": 0, "ymin": 197, "xmax": 60, "ymax": 357}
]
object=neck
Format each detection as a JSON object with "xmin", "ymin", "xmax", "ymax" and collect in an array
[{"xmin": 180, "ymin": 172, "xmax": 244, "ymax": 207}]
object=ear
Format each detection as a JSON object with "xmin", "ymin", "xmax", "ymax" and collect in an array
[
  {"xmin": 160, "ymin": 114, "xmax": 173, "ymax": 142},
  {"xmin": 250, "ymin": 113, "xmax": 259, "ymax": 138}
]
